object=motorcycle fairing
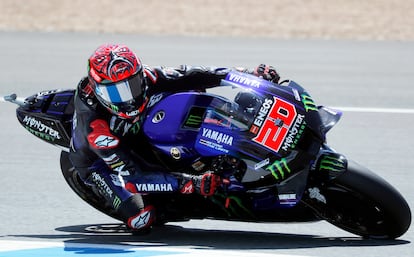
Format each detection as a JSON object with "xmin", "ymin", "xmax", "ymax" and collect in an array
[
  {"xmin": 16, "ymin": 89, "xmax": 75, "ymax": 150},
  {"xmin": 144, "ymin": 71, "xmax": 324, "ymax": 165},
  {"xmin": 222, "ymin": 71, "xmax": 324, "ymax": 151}
]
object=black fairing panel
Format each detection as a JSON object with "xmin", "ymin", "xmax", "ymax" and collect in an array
[{"xmin": 16, "ymin": 89, "xmax": 75, "ymax": 149}]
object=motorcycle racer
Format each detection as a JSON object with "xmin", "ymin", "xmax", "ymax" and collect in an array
[{"xmin": 69, "ymin": 43, "xmax": 280, "ymax": 232}]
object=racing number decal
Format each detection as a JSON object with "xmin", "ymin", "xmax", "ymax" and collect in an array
[{"xmin": 252, "ymin": 97, "xmax": 297, "ymax": 153}]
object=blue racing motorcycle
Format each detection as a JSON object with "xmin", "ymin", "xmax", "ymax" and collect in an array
[{"xmin": 5, "ymin": 71, "xmax": 411, "ymax": 239}]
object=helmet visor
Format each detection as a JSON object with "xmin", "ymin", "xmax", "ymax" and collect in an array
[{"xmin": 95, "ymin": 72, "xmax": 144, "ymax": 104}]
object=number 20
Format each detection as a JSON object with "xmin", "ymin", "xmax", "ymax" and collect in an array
[{"xmin": 252, "ymin": 97, "xmax": 297, "ymax": 152}]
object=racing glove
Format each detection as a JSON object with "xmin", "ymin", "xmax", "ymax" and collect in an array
[
  {"xmin": 253, "ymin": 64, "xmax": 280, "ymax": 83},
  {"xmin": 179, "ymin": 172, "xmax": 223, "ymax": 196}
]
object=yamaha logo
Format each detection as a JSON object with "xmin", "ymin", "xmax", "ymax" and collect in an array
[{"xmin": 152, "ymin": 111, "xmax": 165, "ymax": 123}]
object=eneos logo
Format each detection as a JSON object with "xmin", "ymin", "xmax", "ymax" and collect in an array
[{"xmin": 251, "ymin": 96, "xmax": 297, "ymax": 153}]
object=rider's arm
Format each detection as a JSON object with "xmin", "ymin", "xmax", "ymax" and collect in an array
[
  {"xmin": 146, "ymin": 64, "xmax": 280, "ymax": 92},
  {"xmin": 146, "ymin": 65, "xmax": 230, "ymax": 91}
]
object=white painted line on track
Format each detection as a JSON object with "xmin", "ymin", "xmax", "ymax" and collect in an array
[
  {"xmin": 2, "ymin": 93, "xmax": 413, "ymax": 115},
  {"xmin": 0, "ymin": 240, "xmax": 310, "ymax": 257},
  {"xmin": 332, "ymin": 106, "xmax": 414, "ymax": 114},
  {"xmin": 2, "ymin": 95, "xmax": 413, "ymax": 115}
]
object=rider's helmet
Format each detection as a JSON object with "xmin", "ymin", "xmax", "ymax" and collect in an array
[{"xmin": 88, "ymin": 44, "xmax": 147, "ymax": 121}]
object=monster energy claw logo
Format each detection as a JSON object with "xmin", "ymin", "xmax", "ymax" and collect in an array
[
  {"xmin": 318, "ymin": 155, "xmax": 346, "ymax": 173},
  {"xmin": 301, "ymin": 93, "xmax": 317, "ymax": 112},
  {"xmin": 185, "ymin": 114, "xmax": 202, "ymax": 127},
  {"xmin": 113, "ymin": 197, "xmax": 122, "ymax": 210},
  {"xmin": 110, "ymin": 104, "xmax": 119, "ymax": 112},
  {"xmin": 266, "ymin": 158, "xmax": 292, "ymax": 181}
]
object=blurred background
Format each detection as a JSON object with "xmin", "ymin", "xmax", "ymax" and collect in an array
[{"xmin": 1, "ymin": 0, "xmax": 413, "ymax": 41}]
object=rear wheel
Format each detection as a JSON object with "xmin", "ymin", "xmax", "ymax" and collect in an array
[
  {"xmin": 60, "ymin": 151, "xmax": 123, "ymax": 221},
  {"xmin": 304, "ymin": 160, "xmax": 411, "ymax": 239}
]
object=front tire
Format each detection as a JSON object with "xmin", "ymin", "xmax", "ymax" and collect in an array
[{"xmin": 304, "ymin": 160, "xmax": 411, "ymax": 239}]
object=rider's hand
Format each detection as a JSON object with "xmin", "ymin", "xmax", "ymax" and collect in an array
[
  {"xmin": 179, "ymin": 172, "xmax": 225, "ymax": 196},
  {"xmin": 254, "ymin": 64, "xmax": 280, "ymax": 83}
]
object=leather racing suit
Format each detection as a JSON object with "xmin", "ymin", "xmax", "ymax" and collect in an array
[{"xmin": 69, "ymin": 65, "xmax": 236, "ymax": 229}]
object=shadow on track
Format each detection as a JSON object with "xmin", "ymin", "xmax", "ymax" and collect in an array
[{"xmin": 7, "ymin": 223, "xmax": 410, "ymax": 250}]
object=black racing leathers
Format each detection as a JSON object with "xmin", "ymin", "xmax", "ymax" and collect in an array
[{"xmin": 69, "ymin": 65, "xmax": 232, "ymax": 226}]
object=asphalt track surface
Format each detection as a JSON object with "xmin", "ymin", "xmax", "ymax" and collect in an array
[{"xmin": 0, "ymin": 31, "xmax": 413, "ymax": 257}]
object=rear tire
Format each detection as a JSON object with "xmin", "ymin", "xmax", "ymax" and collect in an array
[
  {"xmin": 59, "ymin": 151, "xmax": 123, "ymax": 221},
  {"xmin": 305, "ymin": 160, "xmax": 411, "ymax": 239}
]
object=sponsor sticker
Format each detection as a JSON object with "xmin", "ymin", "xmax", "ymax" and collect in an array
[
  {"xmin": 226, "ymin": 72, "xmax": 261, "ymax": 88},
  {"xmin": 135, "ymin": 183, "xmax": 174, "ymax": 192},
  {"xmin": 22, "ymin": 115, "xmax": 61, "ymax": 140},
  {"xmin": 93, "ymin": 135, "xmax": 119, "ymax": 148},
  {"xmin": 196, "ymin": 126, "xmax": 236, "ymax": 155},
  {"xmin": 251, "ymin": 96, "xmax": 297, "ymax": 153}
]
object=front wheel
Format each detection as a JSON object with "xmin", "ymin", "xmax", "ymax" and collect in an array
[{"xmin": 303, "ymin": 160, "xmax": 411, "ymax": 239}]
